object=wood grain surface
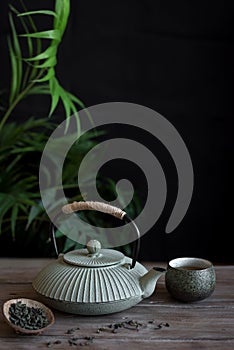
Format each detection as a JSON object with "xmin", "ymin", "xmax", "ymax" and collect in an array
[{"xmin": 0, "ymin": 259, "xmax": 233, "ymax": 349}]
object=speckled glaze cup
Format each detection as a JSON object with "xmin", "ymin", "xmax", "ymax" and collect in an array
[{"xmin": 165, "ymin": 257, "xmax": 216, "ymax": 302}]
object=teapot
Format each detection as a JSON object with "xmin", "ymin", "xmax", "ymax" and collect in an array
[{"xmin": 33, "ymin": 201, "xmax": 165, "ymax": 315}]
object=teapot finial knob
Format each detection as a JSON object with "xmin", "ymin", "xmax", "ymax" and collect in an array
[{"xmin": 87, "ymin": 240, "xmax": 101, "ymax": 255}]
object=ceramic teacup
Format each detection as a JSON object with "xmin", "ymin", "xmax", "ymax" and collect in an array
[{"xmin": 165, "ymin": 257, "xmax": 216, "ymax": 302}]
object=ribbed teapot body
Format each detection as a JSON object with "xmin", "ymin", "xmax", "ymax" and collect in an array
[{"xmin": 32, "ymin": 254, "xmax": 147, "ymax": 315}]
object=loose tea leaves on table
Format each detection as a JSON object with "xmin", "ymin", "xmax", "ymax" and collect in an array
[
  {"xmin": 66, "ymin": 327, "xmax": 80, "ymax": 334},
  {"xmin": 97, "ymin": 320, "xmax": 170, "ymax": 334},
  {"xmin": 9, "ymin": 301, "xmax": 49, "ymax": 330},
  {"xmin": 68, "ymin": 336, "xmax": 95, "ymax": 346}
]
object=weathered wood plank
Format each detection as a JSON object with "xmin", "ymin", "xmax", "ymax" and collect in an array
[
  {"xmin": 1, "ymin": 297, "xmax": 234, "ymax": 339},
  {"xmin": 0, "ymin": 338, "xmax": 234, "ymax": 350},
  {"xmin": 0, "ymin": 259, "xmax": 52, "ymax": 283},
  {"xmin": 0, "ymin": 338, "xmax": 233, "ymax": 350},
  {"xmin": 0, "ymin": 259, "xmax": 234, "ymax": 350}
]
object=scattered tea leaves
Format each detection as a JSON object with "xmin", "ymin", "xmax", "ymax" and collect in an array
[
  {"xmin": 68, "ymin": 336, "xmax": 95, "ymax": 347},
  {"xmin": 97, "ymin": 319, "xmax": 170, "ymax": 334},
  {"xmin": 79, "ymin": 336, "xmax": 95, "ymax": 346},
  {"xmin": 46, "ymin": 340, "xmax": 62, "ymax": 347},
  {"xmin": 66, "ymin": 328, "xmax": 76, "ymax": 334},
  {"xmin": 97, "ymin": 320, "xmax": 145, "ymax": 333},
  {"xmin": 68, "ymin": 338, "xmax": 77, "ymax": 346},
  {"xmin": 154, "ymin": 322, "xmax": 170, "ymax": 330},
  {"xmin": 65, "ymin": 327, "xmax": 80, "ymax": 333},
  {"xmin": 46, "ymin": 319, "xmax": 169, "ymax": 348}
]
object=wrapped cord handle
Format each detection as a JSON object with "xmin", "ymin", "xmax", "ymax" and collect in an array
[
  {"xmin": 62, "ymin": 201, "xmax": 126, "ymax": 220},
  {"xmin": 51, "ymin": 201, "xmax": 140, "ymax": 269}
]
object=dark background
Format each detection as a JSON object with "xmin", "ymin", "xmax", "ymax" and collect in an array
[{"xmin": 0, "ymin": 1, "xmax": 233, "ymax": 263}]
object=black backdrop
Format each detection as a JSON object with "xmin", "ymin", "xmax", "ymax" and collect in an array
[{"xmin": 0, "ymin": 1, "xmax": 234, "ymax": 262}]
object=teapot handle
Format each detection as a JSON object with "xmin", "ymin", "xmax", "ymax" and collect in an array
[
  {"xmin": 62, "ymin": 201, "xmax": 126, "ymax": 219},
  {"xmin": 51, "ymin": 201, "xmax": 140, "ymax": 269}
]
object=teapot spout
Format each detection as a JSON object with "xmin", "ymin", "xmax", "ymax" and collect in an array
[{"xmin": 140, "ymin": 267, "xmax": 166, "ymax": 298}]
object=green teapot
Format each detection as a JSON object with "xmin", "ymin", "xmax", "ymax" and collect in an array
[{"xmin": 33, "ymin": 201, "xmax": 165, "ymax": 315}]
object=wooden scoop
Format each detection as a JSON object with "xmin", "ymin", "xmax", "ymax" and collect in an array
[{"xmin": 2, "ymin": 298, "xmax": 55, "ymax": 335}]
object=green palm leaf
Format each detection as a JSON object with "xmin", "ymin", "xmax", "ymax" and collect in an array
[
  {"xmin": 24, "ymin": 46, "xmax": 56, "ymax": 62},
  {"xmin": 11, "ymin": 205, "xmax": 19, "ymax": 238},
  {"xmin": 1, "ymin": 0, "xmax": 86, "ymax": 131},
  {"xmin": 33, "ymin": 68, "xmax": 55, "ymax": 82},
  {"xmin": 49, "ymin": 77, "xmax": 60, "ymax": 117},
  {"xmin": 18, "ymin": 10, "xmax": 57, "ymax": 18},
  {"xmin": 54, "ymin": 0, "xmax": 70, "ymax": 38},
  {"xmin": 27, "ymin": 85, "xmax": 50, "ymax": 95},
  {"xmin": 20, "ymin": 29, "xmax": 61, "ymax": 40},
  {"xmin": 33, "ymin": 56, "xmax": 57, "ymax": 69},
  {"xmin": 8, "ymin": 12, "xmax": 22, "ymax": 104}
]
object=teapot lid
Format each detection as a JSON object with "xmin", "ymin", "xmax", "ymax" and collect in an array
[{"xmin": 63, "ymin": 240, "xmax": 125, "ymax": 267}]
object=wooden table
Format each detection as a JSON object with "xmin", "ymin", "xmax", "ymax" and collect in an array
[{"xmin": 0, "ymin": 259, "xmax": 233, "ymax": 349}]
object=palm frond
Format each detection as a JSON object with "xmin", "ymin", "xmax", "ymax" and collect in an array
[
  {"xmin": 1, "ymin": 0, "xmax": 86, "ymax": 131},
  {"xmin": 18, "ymin": 10, "xmax": 57, "ymax": 18},
  {"xmin": 8, "ymin": 12, "xmax": 22, "ymax": 104}
]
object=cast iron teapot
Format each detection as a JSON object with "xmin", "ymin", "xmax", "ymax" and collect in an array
[{"xmin": 33, "ymin": 201, "xmax": 165, "ymax": 315}]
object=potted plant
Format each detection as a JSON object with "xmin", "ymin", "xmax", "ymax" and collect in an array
[{"xmin": 0, "ymin": 0, "xmax": 141, "ymax": 257}]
